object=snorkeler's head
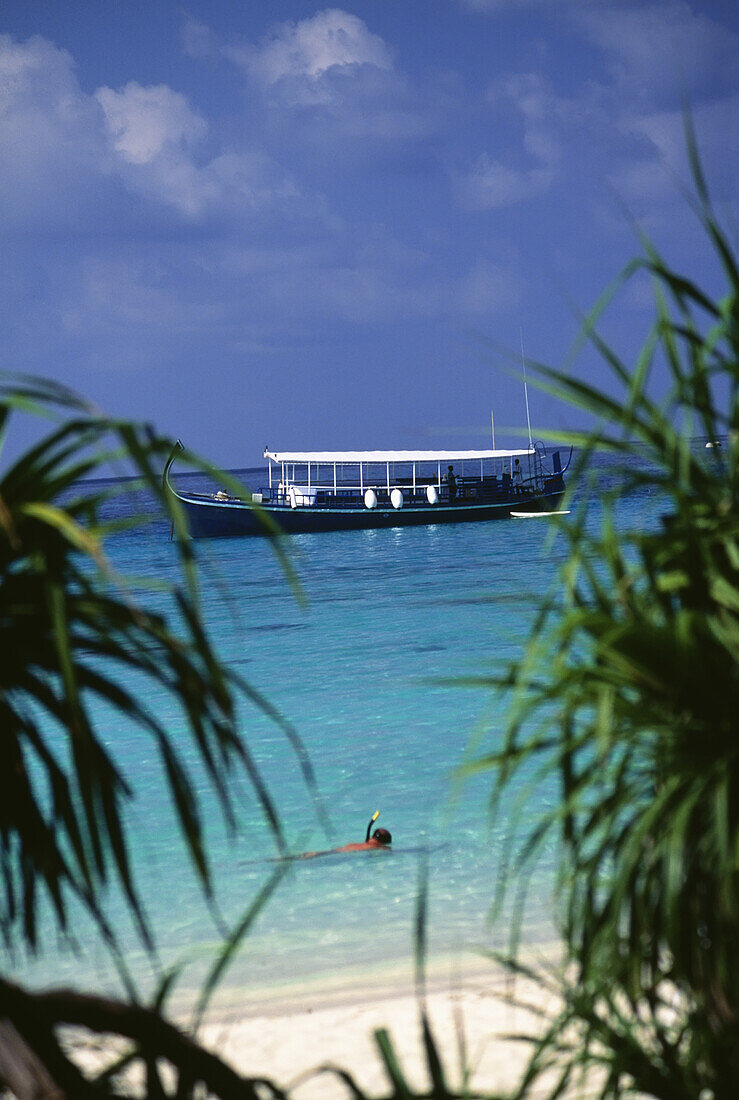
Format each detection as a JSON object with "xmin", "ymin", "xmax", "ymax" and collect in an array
[{"xmin": 372, "ymin": 828, "xmax": 392, "ymax": 846}]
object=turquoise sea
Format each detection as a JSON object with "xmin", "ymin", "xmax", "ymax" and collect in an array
[{"xmin": 12, "ymin": 451, "xmax": 659, "ymax": 1014}]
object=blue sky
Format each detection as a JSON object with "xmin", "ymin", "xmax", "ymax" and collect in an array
[{"xmin": 2, "ymin": 1, "xmax": 737, "ymax": 466}]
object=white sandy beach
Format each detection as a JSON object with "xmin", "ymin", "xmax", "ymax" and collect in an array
[
  {"xmin": 200, "ymin": 958, "xmax": 559, "ymax": 1099},
  {"xmin": 62, "ymin": 958, "xmax": 560, "ymax": 1099}
]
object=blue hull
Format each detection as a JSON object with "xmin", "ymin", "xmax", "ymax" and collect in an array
[{"xmin": 173, "ymin": 485, "xmax": 566, "ymax": 538}]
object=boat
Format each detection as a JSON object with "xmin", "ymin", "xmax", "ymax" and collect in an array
[{"xmin": 164, "ymin": 440, "xmax": 570, "ymax": 538}]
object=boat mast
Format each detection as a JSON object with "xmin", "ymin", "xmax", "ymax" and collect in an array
[
  {"xmin": 490, "ymin": 409, "xmax": 495, "ymax": 476},
  {"xmin": 520, "ymin": 327, "xmax": 533, "ymax": 449}
]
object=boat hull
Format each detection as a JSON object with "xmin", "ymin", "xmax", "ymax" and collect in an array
[{"xmin": 173, "ymin": 486, "xmax": 566, "ymax": 538}]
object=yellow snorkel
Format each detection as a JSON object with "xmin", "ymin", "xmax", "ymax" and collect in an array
[{"xmin": 365, "ymin": 809, "xmax": 380, "ymax": 842}]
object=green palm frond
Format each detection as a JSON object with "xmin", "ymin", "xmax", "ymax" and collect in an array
[
  {"xmin": 460, "ymin": 122, "xmax": 739, "ymax": 1096},
  {"xmin": 0, "ymin": 374, "xmax": 321, "ymax": 963}
]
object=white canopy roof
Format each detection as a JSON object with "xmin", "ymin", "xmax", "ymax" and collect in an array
[{"xmin": 264, "ymin": 448, "xmax": 534, "ymax": 464}]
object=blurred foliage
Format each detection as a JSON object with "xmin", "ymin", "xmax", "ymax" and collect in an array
[
  {"xmin": 0, "ymin": 378, "xmax": 321, "ymax": 1097},
  {"xmin": 458, "ymin": 120, "xmax": 739, "ymax": 1097},
  {"xmin": 0, "ymin": 377, "xmax": 310, "ymax": 966}
]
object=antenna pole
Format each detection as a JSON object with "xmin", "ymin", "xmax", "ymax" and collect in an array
[
  {"xmin": 491, "ymin": 408, "xmax": 495, "ymax": 450},
  {"xmin": 520, "ymin": 328, "xmax": 533, "ymax": 448}
]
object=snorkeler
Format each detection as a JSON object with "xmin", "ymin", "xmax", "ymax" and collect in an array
[
  {"xmin": 334, "ymin": 810, "xmax": 392, "ymax": 852},
  {"xmin": 296, "ymin": 811, "xmax": 392, "ymax": 859}
]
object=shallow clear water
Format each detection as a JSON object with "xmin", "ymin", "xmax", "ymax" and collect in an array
[{"xmin": 11, "ymin": 455, "xmax": 660, "ymax": 1010}]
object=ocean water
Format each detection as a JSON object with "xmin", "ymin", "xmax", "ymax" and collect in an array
[{"xmin": 12, "ymin": 452, "xmax": 660, "ymax": 1014}]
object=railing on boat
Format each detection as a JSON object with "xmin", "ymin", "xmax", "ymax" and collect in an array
[
  {"xmin": 260, "ymin": 448, "xmax": 558, "ymax": 504},
  {"xmin": 259, "ymin": 472, "xmax": 553, "ymax": 509}
]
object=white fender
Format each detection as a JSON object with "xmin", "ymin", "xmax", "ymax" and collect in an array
[
  {"xmin": 390, "ymin": 488, "xmax": 404, "ymax": 510},
  {"xmin": 364, "ymin": 488, "xmax": 377, "ymax": 509}
]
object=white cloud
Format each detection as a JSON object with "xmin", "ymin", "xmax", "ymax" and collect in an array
[
  {"xmin": 180, "ymin": 17, "xmax": 220, "ymax": 62},
  {"xmin": 0, "ymin": 31, "xmax": 307, "ymax": 225},
  {"xmin": 575, "ymin": 1, "xmax": 739, "ymax": 99},
  {"xmin": 614, "ymin": 94, "xmax": 739, "ymax": 208},
  {"xmin": 247, "ymin": 253, "xmax": 518, "ymax": 325},
  {"xmin": 458, "ymin": 153, "xmax": 555, "ymax": 210},
  {"xmin": 0, "ymin": 32, "xmax": 77, "ymax": 116},
  {"xmin": 94, "ymin": 82, "xmax": 218, "ymax": 216},
  {"xmin": 455, "ymin": 3, "xmax": 738, "ymax": 221},
  {"xmin": 457, "ymin": 73, "xmax": 560, "ymax": 209},
  {"xmin": 242, "ymin": 8, "xmax": 392, "ymax": 86},
  {"xmin": 497, "ymin": 73, "xmax": 562, "ymax": 165},
  {"xmin": 222, "ymin": 9, "xmax": 429, "ymax": 157},
  {"xmin": 95, "ymin": 83, "xmax": 207, "ymax": 165},
  {"xmin": 457, "ymin": 0, "xmax": 543, "ymax": 10},
  {"xmin": 0, "ymin": 34, "xmax": 104, "ymax": 223},
  {"xmin": 452, "ymin": 260, "xmax": 520, "ymax": 314},
  {"xmin": 94, "ymin": 119, "xmax": 300, "ymax": 219},
  {"xmin": 624, "ymin": 96, "xmax": 739, "ymax": 167},
  {"xmin": 61, "ymin": 253, "xmax": 233, "ymax": 343}
]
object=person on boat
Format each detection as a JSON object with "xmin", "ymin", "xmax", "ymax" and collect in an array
[
  {"xmin": 296, "ymin": 812, "xmax": 392, "ymax": 859},
  {"xmin": 512, "ymin": 458, "xmax": 523, "ymax": 492},
  {"xmin": 445, "ymin": 465, "xmax": 457, "ymax": 502}
]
